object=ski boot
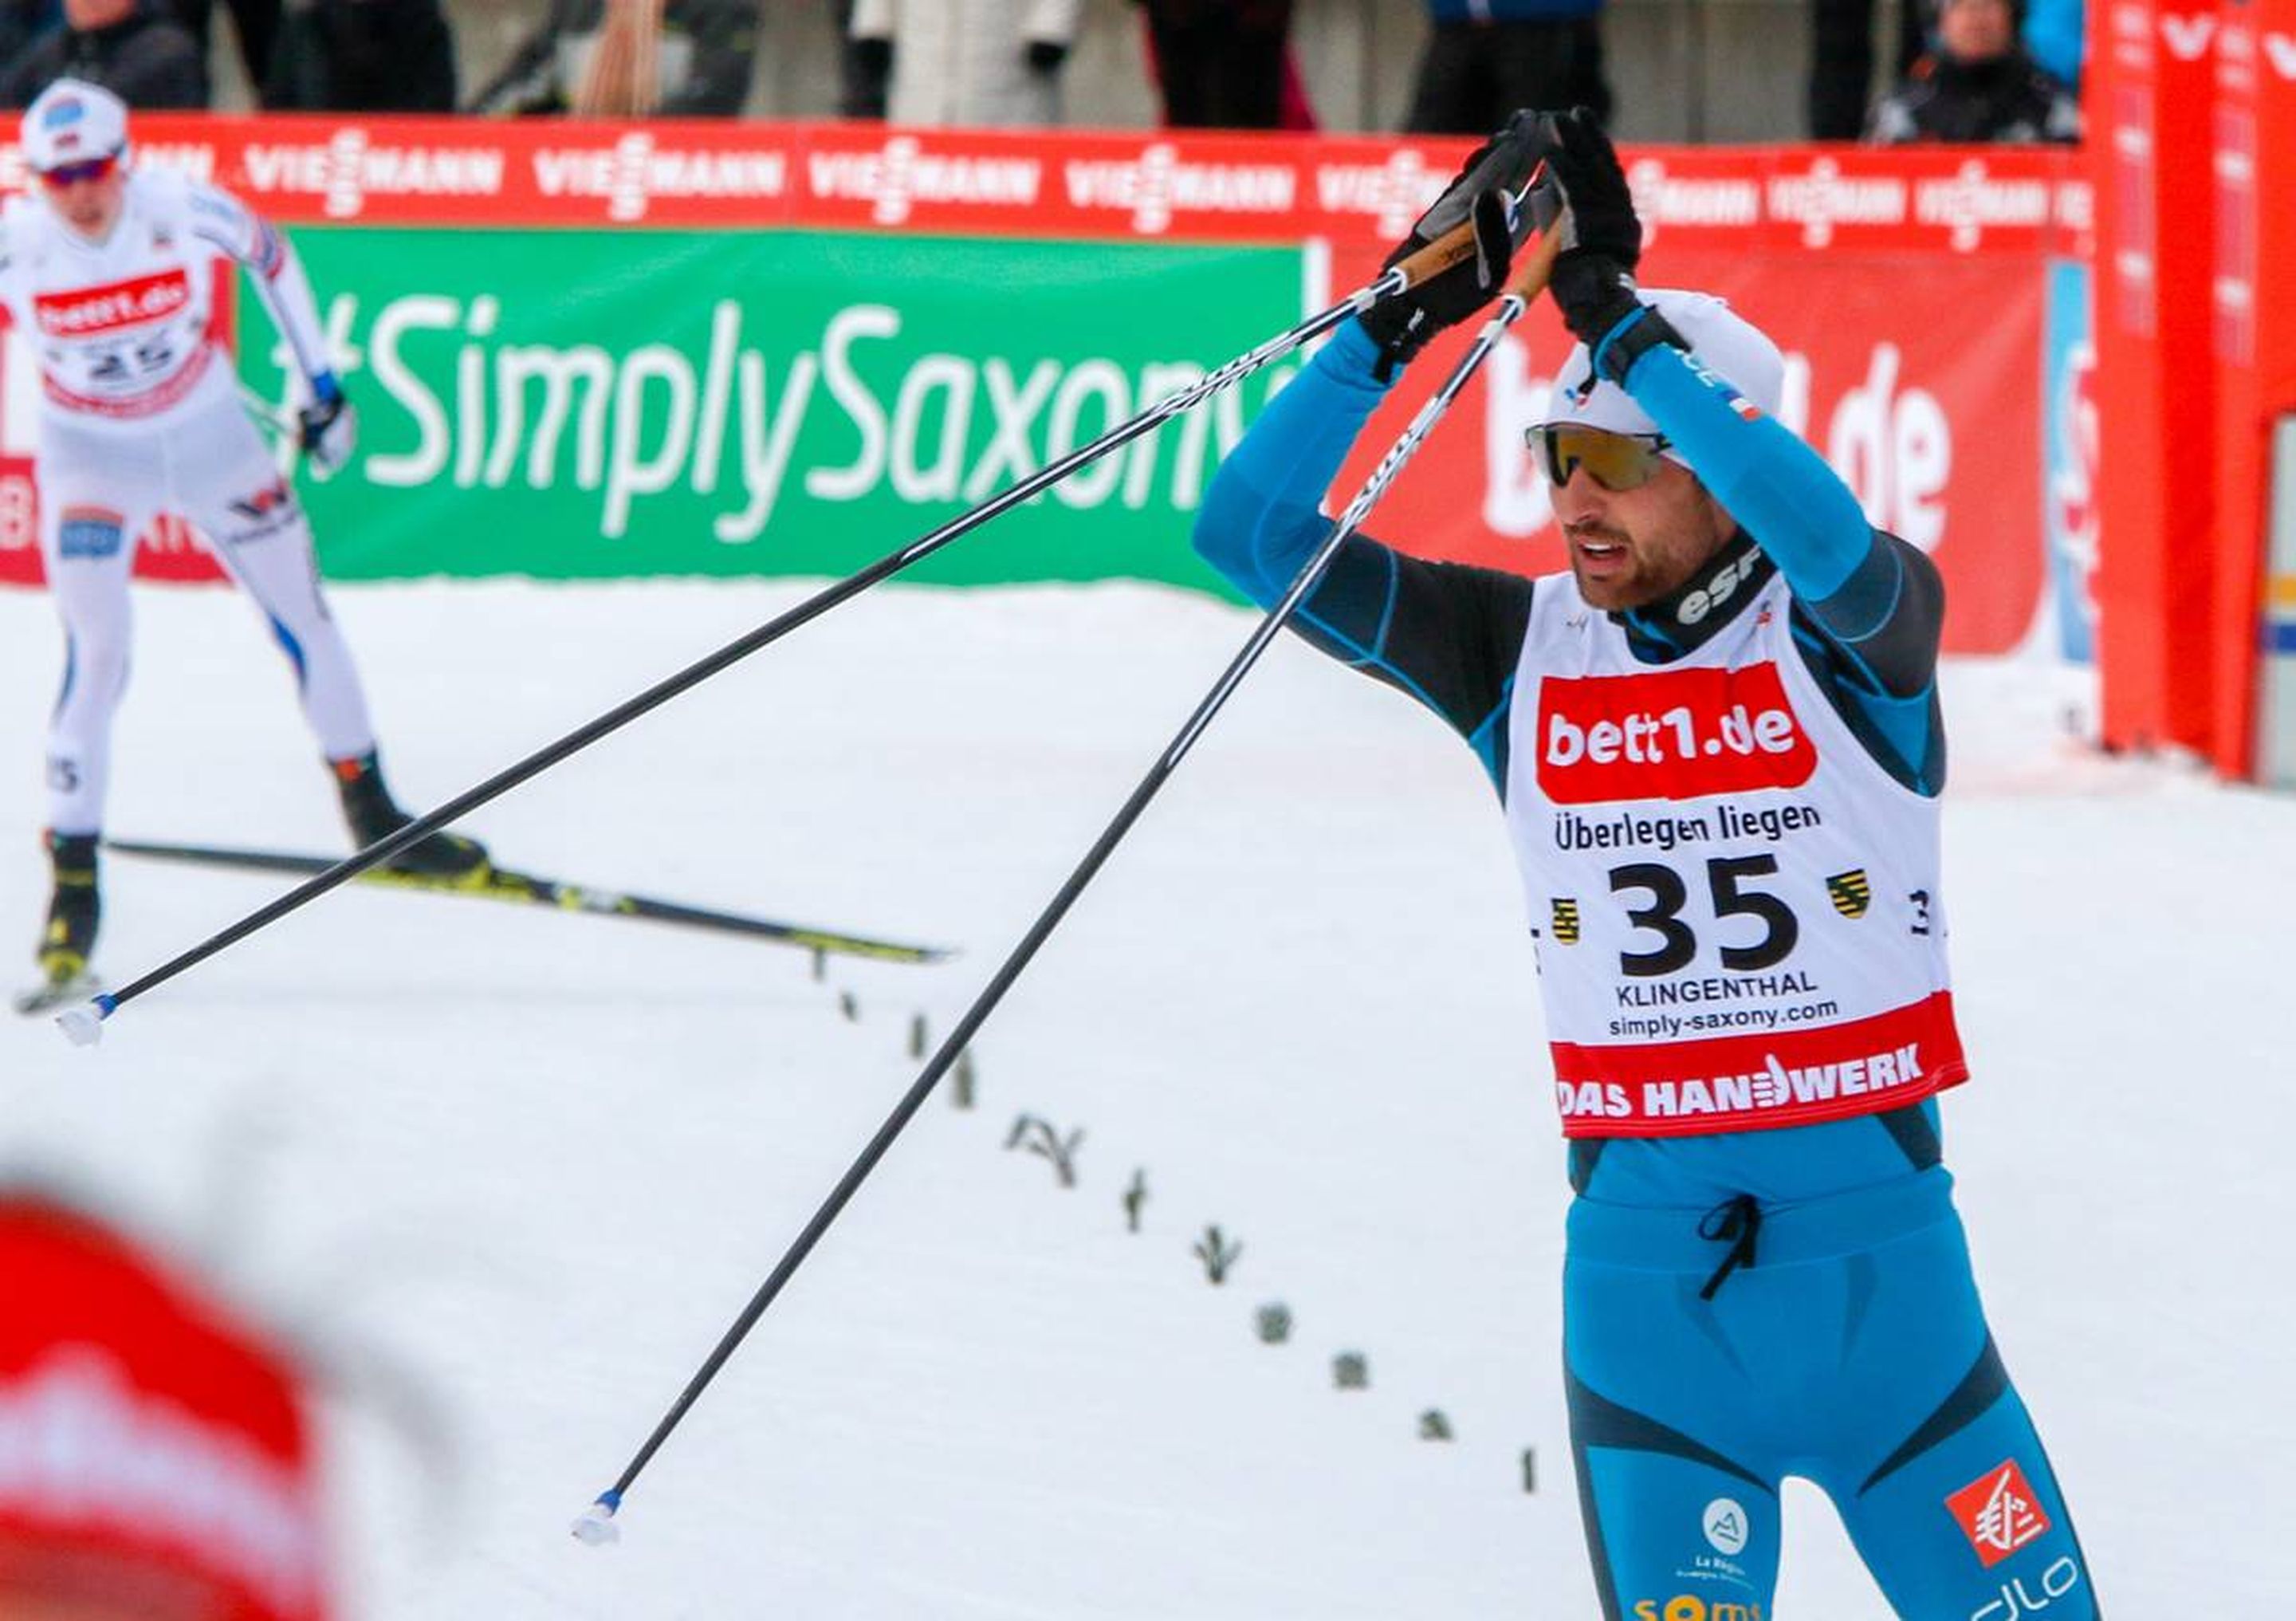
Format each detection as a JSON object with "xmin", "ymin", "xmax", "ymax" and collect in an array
[
  {"xmin": 18, "ymin": 831, "xmax": 100, "ymax": 1013},
  {"xmin": 333, "ymin": 752, "xmax": 490, "ymax": 883}
]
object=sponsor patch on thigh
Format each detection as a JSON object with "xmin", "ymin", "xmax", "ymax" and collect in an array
[
  {"xmin": 1945, "ymin": 1458, "xmax": 2050, "ymax": 1567},
  {"xmin": 225, "ymin": 477, "xmax": 301, "ymax": 533},
  {"xmin": 56, "ymin": 506, "xmax": 125, "ymax": 560},
  {"xmin": 222, "ymin": 477, "xmax": 301, "ymax": 542}
]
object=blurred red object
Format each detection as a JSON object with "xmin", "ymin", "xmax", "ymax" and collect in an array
[{"xmin": 0, "ymin": 1194, "xmax": 332, "ymax": 1621}]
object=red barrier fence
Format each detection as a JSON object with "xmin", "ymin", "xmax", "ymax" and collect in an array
[{"xmin": 2091, "ymin": 0, "xmax": 2296, "ymax": 777}]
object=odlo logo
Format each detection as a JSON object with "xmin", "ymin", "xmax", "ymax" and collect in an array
[
  {"xmin": 1945, "ymin": 1459, "xmax": 2050, "ymax": 1568},
  {"xmin": 1536, "ymin": 664, "xmax": 1816, "ymax": 806},
  {"xmin": 1971, "ymin": 1556, "xmax": 2082, "ymax": 1619}
]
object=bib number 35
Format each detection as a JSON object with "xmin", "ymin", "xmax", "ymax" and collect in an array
[{"xmin": 1607, "ymin": 854, "xmax": 1799, "ymax": 977}]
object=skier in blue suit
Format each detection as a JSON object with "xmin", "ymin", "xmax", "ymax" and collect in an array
[{"xmin": 1192, "ymin": 110, "xmax": 2100, "ymax": 1618}]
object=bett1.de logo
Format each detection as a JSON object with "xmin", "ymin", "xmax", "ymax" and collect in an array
[{"xmin": 1537, "ymin": 664, "xmax": 1817, "ymax": 805}]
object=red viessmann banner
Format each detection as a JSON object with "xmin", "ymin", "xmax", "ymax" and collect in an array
[
  {"xmin": 0, "ymin": 118, "xmax": 2087, "ymax": 652},
  {"xmin": 0, "ymin": 116, "xmax": 2081, "ymax": 253}
]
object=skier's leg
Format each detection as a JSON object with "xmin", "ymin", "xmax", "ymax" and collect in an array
[
  {"xmin": 1564, "ymin": 1222, "xmax": 1783, "ymax": 1621},
  {"xmin": 39, "ymin": 462, "xmax": 154, "ymax": 840},
  {"xmin": 170, "ymin": 400, "xmax": 376, "ymax": 763},
  {"xmin": 33, "ymin": 427, "xmax": 160, "ymax": 977},
  {"xmin": 1567, "ymin": 1367, "xmax": 1783, "ymax": 1620},
  {"xmin": 1824, "ymin": 1213, "xmax": 2100, "ymax": 1619},
  {"xmin": 169, "ymin": 399, "xmax": 486, "ymax": 876}
]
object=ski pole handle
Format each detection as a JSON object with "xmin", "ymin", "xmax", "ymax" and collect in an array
[
  {"xmin": 1387, "ymin": 211, "xmax": 1485, "ymax": 290},
  {"xmin": 1383, "ymin": 160, "xmax": 1560, "ymax": 294},
  {"xmin": 1507, "ymin": 198, "xmax": 1569, "ymax": 301}
]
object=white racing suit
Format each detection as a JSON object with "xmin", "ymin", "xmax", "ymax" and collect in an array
[{"xmin": 0, "ymin": 167, "xmax": 374, "ymax": 836}]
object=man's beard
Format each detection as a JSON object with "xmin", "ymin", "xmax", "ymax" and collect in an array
[{"xmin": 1566, "ymin": 520, "xmax": 1644, "ymax": 608}]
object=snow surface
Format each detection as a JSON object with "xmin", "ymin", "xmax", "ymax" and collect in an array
[{"xmin": 2, "ymin": 576, "xmax": 2288, "ymax": 1618}]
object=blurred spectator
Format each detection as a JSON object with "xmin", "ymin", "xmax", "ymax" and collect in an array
[
  {"xmin": 2, "ymin": 1, "xmax": 63, "ymax": 65},
  {"xmin": 466, "ymin": 0, "xmax": 760, "ymax": 118},
  {"xmin": 1134, "ymin": 0, "xmax": 1295, "ymax": 131},
  {"xmin": 0, "ymin": 1189, "xmax": 335, "ymax": 1621},
  {"xmin": 832, "ymin": 0, "xmax": 889, "ymax": 117},
  {"xmin": 1403, "ymin": 0, "xmax": 1610, "ymax": 136},
  {"xmin": 0, "ymin": 0, "xmax": 207, "ymax": 108},
  {"xmin": 164, "ymin": 0, "xmax": 277, "ymax": 89},
  {"xmin": 1274, "ymin": 46, "xmax": 1316, "ymax": 129},
  {"xmin": 1807, "ymin": 0, "xmax": 1924, "ymax": 139},
  {"xmin": 265, "ymin": 0, "xmax": 456, "ymax": 111},
  {"xmin": 847, "ymin": 0, "xmax": 1082, "ymax": 128},
  {"xmin": 1867, "ymin": 0, "xmax": 2078, "ymax": 143},
  {"xmin": 2021, "ymin": 0, "xmax": 2081, "ymax": 88}
]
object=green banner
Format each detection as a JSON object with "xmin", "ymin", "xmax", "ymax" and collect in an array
[{"xmin": 238, "ymin": 229, "xmax": 1304, "ymax": 588}]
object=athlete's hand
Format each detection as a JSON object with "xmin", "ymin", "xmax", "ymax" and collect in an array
[
  {"xmin": 1358, "ymin": 109, "xmax": 1543, "ymax": 380},
  {"xmin": 1537, "ymin": 107, "xmax": 1651, "ymax": 352},
  {"xmin": 1540, "ymin": 106, "xmax": 1638, "ymax": 271},
  {"xmin": 298, "ymin": 374, "xmax": 357, "ymax": 476}
]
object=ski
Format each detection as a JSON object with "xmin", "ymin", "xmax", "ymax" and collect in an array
[
  {"xmin": 13, "ymin": 968, "xmax": 100, "ymax": 1017},
  {"xmin": 101, "ymin": 838, "xmax": 953, "ymax": 966}
]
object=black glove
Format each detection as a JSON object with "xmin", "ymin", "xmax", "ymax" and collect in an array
[
  {"xmin": 297, "ymin": 374, "xmax": 357, "ymax": 475},
  {"xmin": 1025, "ymin": 38, "xmax": 1068, "ymax": 72},
  {"xmin": 1538, "ymin": 106, "xmax": 1685, "ymax": 382},
  {"xmin": 1542, "ymin": 105, "xmax": 1639, "ymax": 272},
  {"xmin": 1358, "ymin": 109, "xmax": 1544, "ymax": 381}
]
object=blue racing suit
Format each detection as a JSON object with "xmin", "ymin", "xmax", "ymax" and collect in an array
[{"xmin": 1192, "ymin": 317, "xmax": 2099, "ymax": 1619}]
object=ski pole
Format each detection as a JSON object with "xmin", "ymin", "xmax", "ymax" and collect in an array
[
  {"xmin": 572, "ymin": 206, "xmax": 1569, "ymax": 1544},
  {"xmin": 52, "ymin": 212, "xmax": 1498, "ymax": 1046},
  {"xmin": 238, "ymin": 384, "xmax": 301, "ymax": 440}
]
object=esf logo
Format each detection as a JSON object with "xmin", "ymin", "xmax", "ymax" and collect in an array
[
  {"xmin": 1969, "ymin": 1556, "xmax": 2082, "ymax": 1620},
  {"xmin": 1634, "ymin": 1599, "xmax": 1766, "ymax": 1621},
  {"xmin": 1675, "ymin": 543, "xmax": 1763, "ymax": 626}
]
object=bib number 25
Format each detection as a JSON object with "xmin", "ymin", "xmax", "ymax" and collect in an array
[{"xmin": 1607, "ymin": 854, "xmax": 1799, "ymax": 977}]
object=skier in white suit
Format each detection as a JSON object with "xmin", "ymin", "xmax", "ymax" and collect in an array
[{"xmin": 0, "ymin": 79, "xmax": 484, "ymax": 1009}]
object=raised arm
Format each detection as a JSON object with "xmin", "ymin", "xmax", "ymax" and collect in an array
[
  {"xmin": 1195, "ymin": 319, "xmax": 1535, "ymax": 783},
  {"xmin": 1539, "ymin": 109, "xmax": 1946, "ymax": 790},
  {"xmin": 186, "ymin": 180, "xmax": 356, "ymax": 471},
  {"xmin": 185, "ymin": 181, "xmax": 333, "ymax": 392},
  {"xmin": 1618, "ymin": 338, "xmax": 1942, "ymax": 687},
  {"xmin": 1193, "ymin": 110, "xmax": 1554, "ymax": 787}
]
